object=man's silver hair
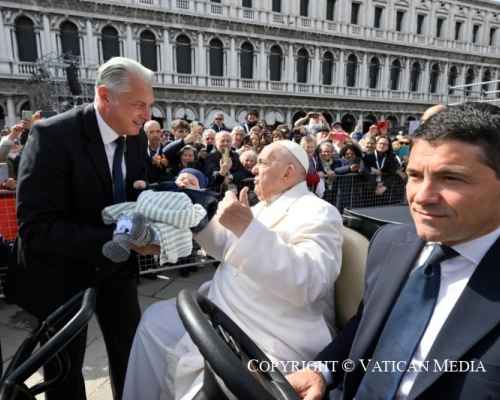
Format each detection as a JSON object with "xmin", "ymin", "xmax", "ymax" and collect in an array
[
  {"xmin": 231, "ymin": 126, "xmax": 244, "ymax": 136},
  {"xmin": 95, "ymin": 57, "xmax": 155, "ymax": 100}
]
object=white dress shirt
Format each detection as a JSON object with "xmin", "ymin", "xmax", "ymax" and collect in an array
[{"xmin": 94, "ymin": 106, "xmax": 126, "ymax": 182}]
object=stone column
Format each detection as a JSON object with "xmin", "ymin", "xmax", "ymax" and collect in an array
[{"xmin": 6, "ymin": 96, "xmax": 16, "ymax": 127}]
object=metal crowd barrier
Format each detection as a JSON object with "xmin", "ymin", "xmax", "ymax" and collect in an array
[{"xmin": 0, "ymin": 174, "xmax": 407, "ymax": 284}]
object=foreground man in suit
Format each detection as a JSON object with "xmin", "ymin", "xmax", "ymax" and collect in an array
[
  {"xmin": 6, "ymin": 57, "xmax": 156, "ymax": 399},
  {"xmin": 287, "ymin": 102, "xmax": 500, "ymax": 399},
  {"xmin": 123, "ymin": 140, "xmax": 343, "ymax": 400}
]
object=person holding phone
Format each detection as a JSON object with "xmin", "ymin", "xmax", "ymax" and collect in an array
[
  {"xmin": 334, "ymin": 144, "xmax": 371, "ymax": 213},
  {"xmin": 204, "ymin": 130, "xmax": 247, "ymax": 187},
  {"xmin": 294, "ymin": 111, "xmax": 328, "ymax": 135}
]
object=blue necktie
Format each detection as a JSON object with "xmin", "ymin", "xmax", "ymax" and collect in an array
[
  {"xmin": 113, "ymin": 137, "xmax": 126, "ymax": 204},
  {"xmin": 356, "ymin": 244, "xmax": 459, "ymax": 399}
]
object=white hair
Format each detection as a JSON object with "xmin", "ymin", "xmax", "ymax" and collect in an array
[{"xmin": 95, "ymin": 57, "xmax": 155, "ymax": 100}]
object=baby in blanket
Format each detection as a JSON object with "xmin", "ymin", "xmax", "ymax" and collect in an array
[{"xmin": 102, "ymin": 168, "xmax": 219, "ymax": 264}]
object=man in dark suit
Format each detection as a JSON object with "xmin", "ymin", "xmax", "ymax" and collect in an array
[
  {"xmin": 144, "ymin": 119, "xmax": 169, "ymax": 184},
  {"xmin": 6, "ymin": 57, "xmax": 158, "ymax": 400},
  {"xmin": 204, "ymin": 130, "xmax": 247, "ymax": 187},
  {"xmin": 287, "ymin": 102, "xmax": 500, "ymax": 399}
]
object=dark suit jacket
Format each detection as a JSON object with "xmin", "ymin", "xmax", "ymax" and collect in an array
[
  {"xmin": 204, "ymin": 148, "xmax": 247, "ymax": 186},
  {"xmin": 317, "ymin": 223, "xmax": 500, "ymax": 399},
  {"xmin": 5, "ymin": 104, "xmax": 148, "ymax": 318},
  {"xmin": 362, "ymin": 151, "xmax": 399, "ymax": 188}
]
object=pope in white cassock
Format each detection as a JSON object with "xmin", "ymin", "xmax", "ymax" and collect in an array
[{"xmin": 123, "ymin": 140, "xmax": 343, "ymax": 399}]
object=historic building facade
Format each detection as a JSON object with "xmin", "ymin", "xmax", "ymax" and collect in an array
[{"xmin": 1, "ymin": 0, "xmax": 500, "ymax": 131}]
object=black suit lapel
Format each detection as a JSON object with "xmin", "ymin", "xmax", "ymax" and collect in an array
[
  {"xmin": 82, "ymin": 104, "xmax": 113, "ymax": 203},
  {"xmin": 409, "ymin": 234, "xmax": 500, "ymax": 399}
]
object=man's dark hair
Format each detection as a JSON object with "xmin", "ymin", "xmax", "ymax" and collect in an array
[{"xmin": 413, "ymin": 102, "xmax": 500, "ymax": 178}]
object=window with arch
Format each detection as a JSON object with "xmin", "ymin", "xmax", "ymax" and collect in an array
[
  {"xmin": 15, "ymin": 17, "xmax": 37, "ymax": 62},
  {"xmin": 390, "ymin": 59, "xmax": 402, "ymax": 90},
  {"xmin": 101, "ymin": 26, "xmax": 120, "ymax": 62},
  {"xmin": 410, "ymin": 61, "xmax": 421, "ymax": 92},
  {"xmin": 465, "ymin": 68, "xmax": 475, "ymax": 96},
  {"xmin": 140, "ymin": 31, "xmax": 157, "ymax": 71},
  {"xmin": 448, "ymin": 66, "xmax": 458, "ymax": 94},
  {"xmin": 322, "ymin": 52, "xmax": 334, "ymax": 85},
  {"xmin": 60, "ymin": 21, "xmax": 80, "ymax": 58},
  {"xmin": 429, "ymin": 64, "xmax": 440, "ymax": 93},
  {"xmin": 209, "ymin": 38, "xmax": 224, "ymax": 77},
  {"xmin": 368, "ymin": 57, "xmax": 380, "ymax": 89},
  {"xmin": 482, "ymin": 70, "xmax": 491, "ymax": 95},
  {"xmin": 300, "ymin": 0, "xmax": 309, "ymax": 17},
  {"xmin": 176, "ymin": 35, "xmax": 192, "ymax": 74},
  {"xmin": 297, "ymin": 48, "xmax": 309, "ymax": 83},
  {"xmin": 240, "ymin": 42, "xmax": 254, "ymax": 79},
  {"xmin": 269, "ymin": 45, "xmax": 282, "ymax": 81},
  {"xmin": 346, "ymin": 54, "xmax": 358, "ymax": 87}
]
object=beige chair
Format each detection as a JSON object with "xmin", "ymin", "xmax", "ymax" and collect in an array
[{"xmin": 334, "ymin": 227, "xmax": 369, "ymax": 329}]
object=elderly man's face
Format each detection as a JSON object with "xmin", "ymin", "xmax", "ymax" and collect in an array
[
  {"xmin": 252, "ymin": 143, "xmax": 290, "ymax": 201},
  {"xmin": 232, "ymin": 130, "xmax": 244, "ymax": 146},
  {"xmin": 100, "ymin": 74, "xmax": 154, "ymax": 136},
  {"xmin": 145, "ymin": 121, "xmax": 162, "ymax": 145},
  {"xmin": 216, "ymin": 133, "xmax": 232, "ymax": 150},
  {"xmin": 407, "ymin": 140, "xmax": 500, "ymax": 246},
  {"xmin": 203, "ymin": 132, "xmax": 215, "ymax": 145}
]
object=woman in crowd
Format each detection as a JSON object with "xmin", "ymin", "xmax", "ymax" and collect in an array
[
  {"xmin": 317, "ymin": 141, "xmax": 340, "ymax": 204},
  {"xmin": 362, "ymin": 135, "xmax": 399, "ymax": 206},
  {"xmin": 163, "ymin": 145, "xmax": 202, "ymax": 178},
  {"xmin": 239, "ymin": 149, "xmax": 258, "ymax": 206},
  {"xmin": 334, "ymin": 144, "xmax": 371, "ymax": 213},
  {"xmin": 249, "ymin": 130, "xmax": 264, "ymax": 154},
  {"xmin": 271, "ymin": 129, "xmax": 286, "ymax": 142}
]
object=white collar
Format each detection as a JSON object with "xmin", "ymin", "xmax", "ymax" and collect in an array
[
  {"xmin": 94, "ymin": 104, "xmax": 122, "ymax": 145},
  {"xmin": 430, "ymin": 224, "xmax": 500, "ymax": 266}
]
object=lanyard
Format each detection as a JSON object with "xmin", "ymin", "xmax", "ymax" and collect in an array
[
  {"xmin": 374, "ymin": 150, "xmax": 386, "ymax": 171},
  {"xmin": 147, "ymin": 145, "xmax": 161, "ymax": 158}
]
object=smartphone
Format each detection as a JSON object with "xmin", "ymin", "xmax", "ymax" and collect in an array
[
  {"xmin": 353, "ymin": 157, "xmax": 362, "ymax": 165},
  {"xmin": 398, "ymin": 146, "xmax": 410, "ymax": 158},
  {"xmin": 22, "ymin": 110, "xmax": 33, "ymax": 120},
  {"xmin": 76, "ymin": 97, "xmax": 84, "ymax": 106},
  {"xmin": 186, "ymin": 161, "xmax": 200, "ymax": 169},
  {"xmin": 243, "ymin": 135, "xmax": 252, "ymax": 146},
  {"xmin": 190, "ymin": 123, "xmax": 198, "ymax": 134},
  {"xmin": 41, "ymin": 111, "xmax": 57, "ymax": 119},
  {"xmin": 310, "ymin": 113, "xmax": 319, "ymax": 118},
  {"xmin": 221, "ymin": 148, "xmax": 230, "ymax": 162},
  {"xmin": 333, "ymin": 133, "xmax": 348, "ymax": 141},
  {"xmin": 205, "ymin": 144, "xmax": 214, "ymax": 153}
]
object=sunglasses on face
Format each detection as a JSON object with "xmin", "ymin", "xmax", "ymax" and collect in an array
[{"xmin": 399, "ymin": 142, "xmax": 410, "ymax": 146}]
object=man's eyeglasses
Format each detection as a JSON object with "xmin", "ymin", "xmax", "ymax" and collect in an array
[
  {"xmin": 399, "ymin": 142, "xmax": 410, "ymax": 146},
  {"xmin": 215, "ymin": 118, "xmax": 222, "ymax": 121}
]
